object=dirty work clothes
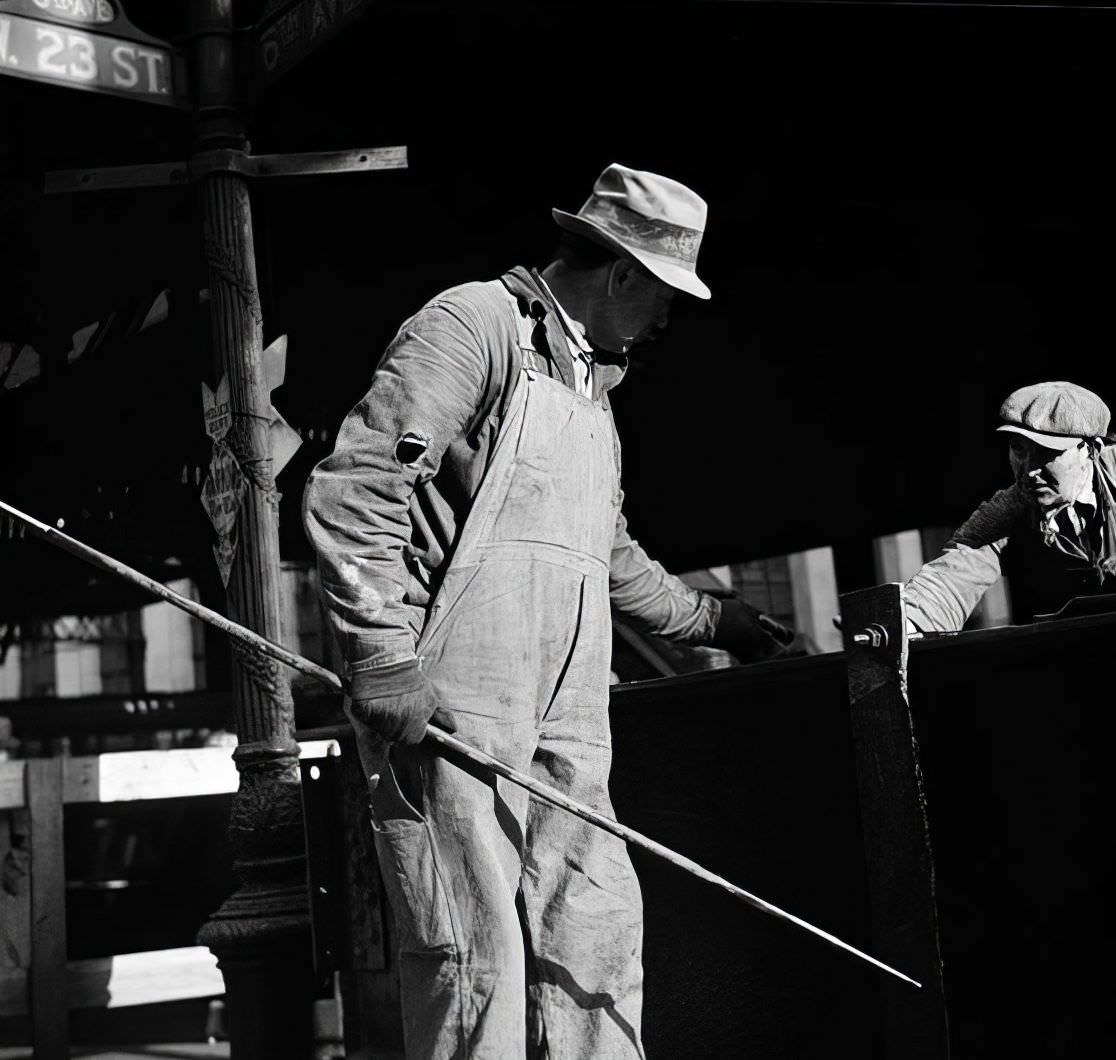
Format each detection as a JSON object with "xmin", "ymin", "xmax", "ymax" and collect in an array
[
  {"xmin": 301, "ymin": 266, "xmax": 718, "ymax": 688},
  {"xmin": 350, "ymin": 364, "xmax": 646, "ymax": 1059},
  {"xmin": 905, "ymin": 446, "xmax": 1116, "ymax": 630}
]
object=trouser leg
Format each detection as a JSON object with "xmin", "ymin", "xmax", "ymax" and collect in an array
[
  {"xmin": 520, "ymin": 712, "xmax": 647, "ymax": 1060},
  {"xmin": 352, "ymin": 709, "xmax": 536, "ymax": 1060}
]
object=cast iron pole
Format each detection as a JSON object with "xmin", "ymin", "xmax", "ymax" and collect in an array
[{"xmin": 191, "ymin": 1, "xmax": 314, "ymax": 1055}]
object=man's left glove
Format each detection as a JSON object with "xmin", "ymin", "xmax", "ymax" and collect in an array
[
  {"xmin": 709, "ymin": 595, "xmax": 790, "ymax": 662},
  {"xmin": 348, "ymin": 659, "xmax": 457, "ymax": 745}
]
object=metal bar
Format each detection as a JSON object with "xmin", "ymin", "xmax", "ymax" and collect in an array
[
  {"xmin": 248, "ymin": 146, "xmax": 408, "ymax": 179},
  {"xmin": 0, "ymin": 498, "xmax": 920, "ymax": 987},
  {"xmin": 423, "ymin": 724, "xmax": 920, "ymax": 987},
  {"xmin": 190, "ymin": 146, "xmax": 408, "ymax": 179},
  {"xmin": 44, "ymin": 161, "xmax": 190, "ymax": 194},
  {"xmin": 842, "ymin": 584, "xmax": 949, "ymax": 1051},
  {"xmin": 299, "ymin": 753, "xmax": 342, "ymax": 977},
  {"xmin": 44, "ymin": 146, "xmax": 408, "ymax": 194},
  {"xmin": 0, "ymin": 500, "xmax": 341, "ymax": 693}
]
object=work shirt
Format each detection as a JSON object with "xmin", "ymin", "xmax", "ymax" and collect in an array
[
  {"xmin": 905, "ymin": 446, "xmax": 1116, "ymax": 631},
  {"xmin": 302, "ymin": 266, "xmax": 719, "ymax": 688},
  {"xmin": 1040, "ymin": 482, "xmax": 1096, "ymax": 545},
  {"xmin": 536, "ymin": 274, "xmax": 595, "ymax": 397}
]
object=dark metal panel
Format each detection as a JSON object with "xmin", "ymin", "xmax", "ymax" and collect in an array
[{"xmin": 842, "ymin": 583, "xmax": 949, "ymax": 1058}]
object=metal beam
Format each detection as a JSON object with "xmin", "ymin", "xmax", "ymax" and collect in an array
[{"xmin": 44, "ymin": 145, "xmax": 408, "ymax": 194}]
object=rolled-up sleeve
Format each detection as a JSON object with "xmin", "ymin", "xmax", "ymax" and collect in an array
[
  {"xmin": 609, "ymin": 508, "xmax": 719, "ymax": 643},
  {"xmin": 904, "ymin": 487, "xmax": 1025, "ymax": 633},
  {"xmin": 302, "ymin": 300, "xmax": 489, "ymax": 672}
]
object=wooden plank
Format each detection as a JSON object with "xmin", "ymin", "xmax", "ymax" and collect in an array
[
  {"xmin": 4, "ymin": 742, "xmax": 338, "ymax": 811},
  {"xmin": 0, "ymin": 961, "xmax": 27, "ymax": 1018},
  {"xmin": 25, "ymin": 757, "xmax": 67, "ymax": 1060},
  {"xmin": 0, "ymin": 761, "xmax": 26, "ymax": 810},
  {"xmin": 299, "ymin": 738, "xmax": 341, "ymax": 762},
  {"xmin": 62, "ymin": 747, "xmax": 238, "ymax": 804},
  {"xmin": 73, "ymin": 945, "xmax": 224, "ymax": 1009},
  {"xmin": 788, "ymin": 546, "xmax": 843, "ymax": 653},
  {"xmin": 872, "ymin": 529, "xmax": 925, "ymax": 583},
  {"xmin": 0, "ymin": 946, "xmax": 223, "ymax": 1016},
  {"xmin": 840, "ymin": 583, "xmax": 950, "ymax": 1058},
  {"xmin": 0, "ymin": 810, "xmax": 31, "ymax": 970}
]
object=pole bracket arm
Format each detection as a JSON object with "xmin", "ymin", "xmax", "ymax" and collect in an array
[
  {"xmin": 44, "ymin": 146, "xmax": 408, "ymax": 194},
  {"xmin": 191, "ymin": 145, "xmax": 408, "ymax": 181}
]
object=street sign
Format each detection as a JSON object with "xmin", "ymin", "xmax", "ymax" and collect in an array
[
  {"xmin": 255, "ymin": 0, "xmax": 374, "ymax": 89},
  {"xmin": 201, "ymin": 376, "xmax": 233, "ymax": 442},
  {"xmin": 0, "ymin": 0, "xmax": 182, "ymax": 107}
]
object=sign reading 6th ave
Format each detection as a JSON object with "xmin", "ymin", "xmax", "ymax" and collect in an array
[{"xmin": 0, "ymin": 0, "xmax": 180, "ymax": 106}]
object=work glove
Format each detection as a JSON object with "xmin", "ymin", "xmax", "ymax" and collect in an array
[
  {"xmin": 348, "ymin": 659, "xmax": 456, "ymax": 746},
  {"xmin": 709, "ymin": 594, "xmax": 791, "ymax": 662}
]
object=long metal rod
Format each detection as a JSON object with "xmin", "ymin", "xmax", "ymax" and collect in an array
[
  {"xmin": 1, "ymin": 498, "xmax": 920, "ymax": 988},
  {"xmin": 1, "ymin": 500, "xmax": 343, "ymax": 693}
]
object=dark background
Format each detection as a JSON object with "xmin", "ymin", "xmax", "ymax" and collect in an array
[{"xmin": 3, "ymin": 0, "xmax": 1115, "ymax": 611}]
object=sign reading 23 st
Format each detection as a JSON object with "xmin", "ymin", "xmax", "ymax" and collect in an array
[{"xmin": 0, "ymin": 0, "xmax": 180, "ymax": 106}]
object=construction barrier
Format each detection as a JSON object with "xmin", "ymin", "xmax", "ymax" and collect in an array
[{"xmin": 0, "ymin": 740, "xmax": 337, "ymax": 1057}]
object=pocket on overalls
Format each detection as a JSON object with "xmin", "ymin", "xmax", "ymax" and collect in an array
[
  {"xmin": 342, "ymin": 700, "xmax": 457, "ymax": 953},
  {"xmin": 365, "ymin": 748, "xmax": 458, "ymax": 956},
  {"xmin": 373, "ymin": 818, "xmax": 458, "ymax": 955}
]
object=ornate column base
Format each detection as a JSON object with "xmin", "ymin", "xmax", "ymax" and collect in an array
[{"xmin": 198, "ymin": 740, "xmax": 316, "ymax": 1058}]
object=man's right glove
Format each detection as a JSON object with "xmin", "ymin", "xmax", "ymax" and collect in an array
[
  {"xmin": 348, "ymin": 659, "xmax": 456, "ymax": 745},
  {"xmin": 710, "ymin": 595, "xmax": 789, "ymax": 662}
]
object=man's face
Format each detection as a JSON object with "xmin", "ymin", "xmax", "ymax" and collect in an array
[
  {"xmin": 1007, "ymin": 435, "xmax": 1093, "ymax": 510},
  {"xmin": 585, "ymin": 261, "xmax": 675, "ymax": 356}
]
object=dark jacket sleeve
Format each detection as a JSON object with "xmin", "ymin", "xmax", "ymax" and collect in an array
[
  {"xmin": 301, "ymin": 297, "xmax": 492, "ymax": 675},
  {"xmin": 904, "ymin": 486, "xmax": 1026, "ymax": 632},
  {"xmin": 609, "ymin": 506, "xmax": 720, "ymax": 643}
]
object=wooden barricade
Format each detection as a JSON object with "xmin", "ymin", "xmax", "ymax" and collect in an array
[{"xmin": 0, "ymin": 740, "xmax": 338, "ymax": 1059}]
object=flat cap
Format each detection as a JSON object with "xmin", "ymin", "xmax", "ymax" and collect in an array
[{"xmin": 996, "ymin": 381, "xmax": 1111, "ymax": 450}]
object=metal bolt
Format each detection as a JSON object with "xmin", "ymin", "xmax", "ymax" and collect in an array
[{"xmin": 852, "ymin": 624, "xmax": 889, "ymax": 649}]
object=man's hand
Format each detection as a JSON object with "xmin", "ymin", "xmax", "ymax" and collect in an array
[
  {"xmin": 348, "ymin": 659, "xmax": 457, "ymax": 745},
  {"xmin": 709, "ymin": 594, "xmax": 790, "ymax": 662}
]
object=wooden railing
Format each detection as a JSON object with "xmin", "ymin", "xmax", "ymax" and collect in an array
[{"xmin": 0, "ymin": 739, "xmax": 338, "ymax": 1059}]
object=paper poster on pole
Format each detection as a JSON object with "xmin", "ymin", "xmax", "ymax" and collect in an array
[
  {"xmin": 212, "ymin": 532, "xmax": 239, "ymax": 588},
  {"xmin": 201, "ymin": 376, "xmax": 232, "ymax": 442},
  {"xmin": 201, "ymin": 439, "xmax": 247, "ymax": 586}
]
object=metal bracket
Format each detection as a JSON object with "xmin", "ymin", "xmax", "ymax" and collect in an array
[
  {"xmin": 44, "ymin": 145, "xmax": 407, "ymax": 194},
  {"xmin": 299, "ymin": 745, "xmax": 344, "ymax": 980}
]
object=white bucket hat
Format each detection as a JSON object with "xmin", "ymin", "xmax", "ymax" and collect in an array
[{"xmin": 552, "ymin": 163, "xmax": 711, "ymax": 300}]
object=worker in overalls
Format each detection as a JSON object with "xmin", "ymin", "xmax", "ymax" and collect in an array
[
  {"xmin": 302, "ymin": 163, "xmax": 784, "ymax": 1059},
  {"xmin": 905, "ymin": 380, "xmax": 1116, "ymax": 630}
]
